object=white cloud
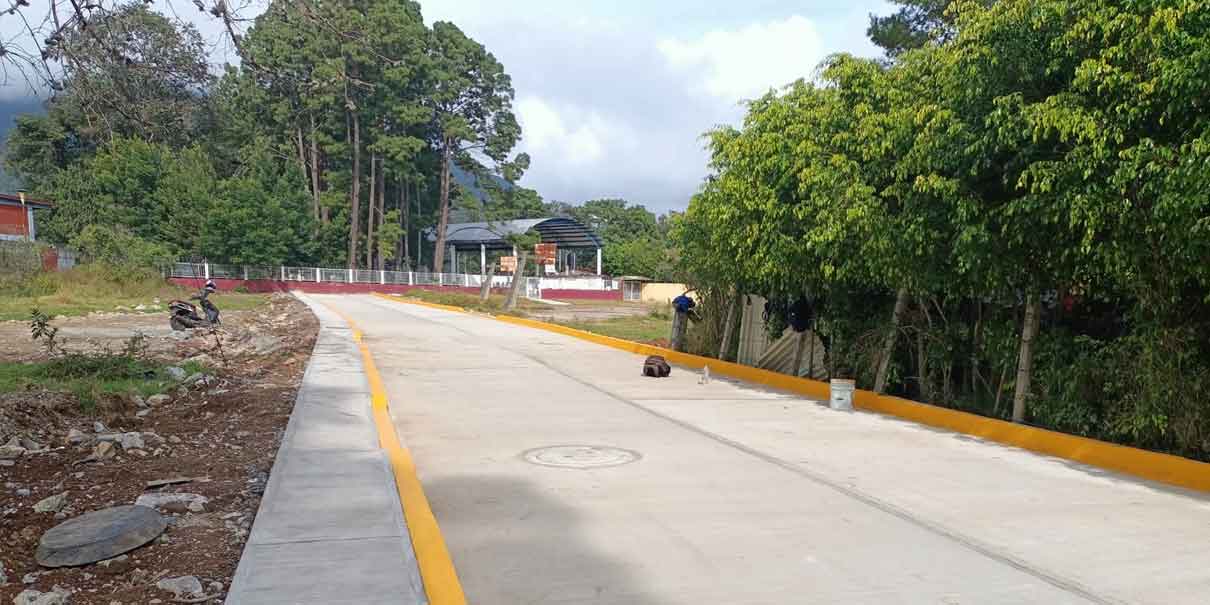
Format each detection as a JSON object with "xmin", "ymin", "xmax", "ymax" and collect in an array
[
  {"xmin": 516, "ymin": 96, "xmax": 637, "ymax": 167},
  {"xmin": 658, "ymin": 15, "xmax": 825, "ymax": 101}
]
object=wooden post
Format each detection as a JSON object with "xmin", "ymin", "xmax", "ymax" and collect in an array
[
  {"xmin": 670, "ymin": 310, "xmax": 688, "ymax": 352},
  {"xmin": 1012, "ymin": 292, "xmax": 1041, "ymax": 423},
  {"xmin": 718, "ymin": 290, "xmax": 739, "ymax": 361}
]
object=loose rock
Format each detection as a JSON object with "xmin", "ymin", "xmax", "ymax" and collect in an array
[
  {"xmin": 166, "ymin": 367, "xmax": 187, "ymax": 381},
  {"xmin": 95, "ymin": 555, "xmax": 130, "ymax": 575},
  {"xmin": 117, "ymin": 433, "xmax": 144, "ymax": 451},
  {"xmin": 93, "ymin": 422, "xmax": 107, "ymax": 433},
  {"xmin": 134, "ymin": 492, "xmax": 208, "ymax": 513},
  {"xmin": 13, "ymin": 589, "xmax": 67, "ymax": 605},
  {"xmin": 0, "ymin": 443, "xmax": 25, "ymax": 460},
  {"xmin": 146, "ymin": 394, "xmax": 170, "ymax": 406},
  {"xmin": 155, "ymin": 575, "xmax": 203, "ymax": 598},
  {"xmin": 64, "ymin": 430, "xmax": 88, "ymax": 445},
  {"xmin": 92, "ymin": 441, "xmax": 116, "ymax": 461},
  {"xmin": 33, "ymin": 493, "xmax": 67, "ymax": 514}
]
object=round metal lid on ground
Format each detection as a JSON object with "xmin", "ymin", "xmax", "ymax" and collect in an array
[
  {"xmin": 36, "ymin": 505, "xmax": 167, "ymax": 567},
  {"xmin": 523, "ymin": 445, "xmax": 640, "ymax": 469}
]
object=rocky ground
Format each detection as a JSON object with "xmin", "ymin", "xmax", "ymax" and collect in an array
[{"xmin": 0, "ymin": 293, "xmax": 318, "ymax": 604}]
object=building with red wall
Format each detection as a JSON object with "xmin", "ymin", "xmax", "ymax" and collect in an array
[{"xmin": 0, "ymin": 192, "xmax": 53, "ymax": 241}]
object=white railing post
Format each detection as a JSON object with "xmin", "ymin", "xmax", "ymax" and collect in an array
[
  {"xmin": 280, "ymin": 266, "xmax": 285, "ymax": 281},
  {"xmin": 315, "ymin": 268, "xmax": 321, "ymax": 283},
  {"xmin": 380, "ymin": 270, "xmax": 385, "ymax": 285},
  {"xmin": 407, "ymin": 272, "xmax": 413, "ymax": 286},
  {"xmin": 464, "ymin": 273, "xmax": 470, "ymax": 287},
  {"xmin": 438, "ymin": 273, "xmax": 444, "ymax": 286},
  {"xmin": 348, "ymin": 268, "xmax": 354, "ymax": 283},
  {"xmin": 242, "ymin": 266, "xmax": 248, "ymax": 281},
  {"xmin": 203, "ymin": 263, "xmax": 210, "ymax": 280}
]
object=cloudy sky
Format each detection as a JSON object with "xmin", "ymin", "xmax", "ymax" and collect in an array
[
  {"xmin": 420, "ymin": 0, "xmax": 894, "ymax": 212},
  {"xmin": 1, "ymin": 1, "xmax": 894, "ymax": 213}
]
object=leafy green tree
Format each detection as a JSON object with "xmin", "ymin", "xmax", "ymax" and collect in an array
[
  {"xmin": 868, "ymin": 0, "xmax": 959, "ymax": 57},
  {"xmin": 45, "ymin": 3, "xmax": 214, "ymax": 145},
  {"xmin": 427, "ymin": 21, "xmax": 524, "ymax": 273}
]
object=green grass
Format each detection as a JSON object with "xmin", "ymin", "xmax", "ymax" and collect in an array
[
  {"xmin": 398, "ymin": 288, "xmax": 541, "ymax": 316},
  {"xmin": 0, "ymin": 264, "xmax": 268, "ymax": 320},
  {"xmin": 0, "ymin": 357, "xmax": 206, "ymax": 412},
  {"xmin": 561, "ymin": 312, "xmax": 672, "ymax": 345},
  {"xmin": 403, "ymin": 288, "xmax": 672, "ymax": 344}
]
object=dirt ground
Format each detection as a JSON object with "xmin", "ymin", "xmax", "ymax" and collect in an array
[
  {"xmin": 0, "ymin": 293, "xmax": 318, "ymax": 604},
  {"xmin": 526, "ymin": 299, "xmax": 659, "ymax": 323},
  {"xmin": 0, "ymin": 306, "xmax": 265, "ymax": 364}
]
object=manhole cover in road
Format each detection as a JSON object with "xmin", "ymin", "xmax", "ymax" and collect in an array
[{"xmin": 522, "ymin": 445, "xmax": 640, "ymax": 469}]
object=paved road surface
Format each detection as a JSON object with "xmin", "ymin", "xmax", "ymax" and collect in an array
[{"xmin": 316, "ymin": 294, "xmax": 1210, "ymax": 605}]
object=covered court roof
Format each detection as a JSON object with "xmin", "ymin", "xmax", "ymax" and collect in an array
[{"xmin": 441, "ymin": 217, "xmax": 603, "ymax": 250}]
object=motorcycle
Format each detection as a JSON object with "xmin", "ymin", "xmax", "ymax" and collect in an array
[{"xmin": 169, "ymin": 280, "xmax": 221, "ymax": 331}]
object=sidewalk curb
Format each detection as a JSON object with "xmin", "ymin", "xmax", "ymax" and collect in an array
[{"xmin": 224, "ymin": 293, "xmax": 427, "ymax": 604}]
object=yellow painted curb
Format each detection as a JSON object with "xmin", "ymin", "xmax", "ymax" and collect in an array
[
  {"xmin": 371, "ymin": 292, "xmax": 1210, "ymax": 494},
  {"xmin": 321, "ymin": 301, "xmax": 467, "ymax": 605}
]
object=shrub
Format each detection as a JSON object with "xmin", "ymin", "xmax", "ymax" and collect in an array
[{"xmin": 70, "ymin": 224, "xmax": 173, "ymax": 272}]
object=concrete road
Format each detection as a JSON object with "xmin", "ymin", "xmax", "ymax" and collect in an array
[{"xmin": 316, "ymin": 294, "xmax": 1210, "ymax": 605}]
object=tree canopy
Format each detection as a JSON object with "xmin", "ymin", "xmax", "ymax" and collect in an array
[{"xmin": 678, "ymin": 0, "xmax": 1210, "ymax": 460}]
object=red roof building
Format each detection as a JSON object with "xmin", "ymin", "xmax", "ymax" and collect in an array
[{"xmin": 0, "ymin": 192, "xmax": 53, "ymax": 242}]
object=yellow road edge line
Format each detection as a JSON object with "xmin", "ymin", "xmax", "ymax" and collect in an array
[
  {"xmin": 320, "ymin": 300, "xmax": 467, "ymax": 605},
  {"xmin": 371, "ymin": 292, "xmax": 1210, "ymax": 493}
]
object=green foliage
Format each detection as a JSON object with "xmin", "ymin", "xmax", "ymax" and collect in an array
[
  {"xmin": 564, "ymin": 198, "xmax": 677, "ymax": 279},
  {"xmin": 70, "ymin": 225, "xmax": 174, "ymax": 271},
  {"xmin": 0, "ymin": 264, "xmax": 269, "ymax": 321},
  {"xmin": 5, "ymin": 310, "xmax": 179, "ymax": 412},
  {"xmin": 683, "ymin": 0, "xmax": 1210, "ymax": 459}
]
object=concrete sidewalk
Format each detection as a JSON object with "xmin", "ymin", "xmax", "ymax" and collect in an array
[{"xmin": 225, "ymin": 293, "xmax": 425, "ymax": 605}]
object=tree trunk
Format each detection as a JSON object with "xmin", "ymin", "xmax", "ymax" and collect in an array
[
  {"xmin": 807, "ymin": 319, "xmax": 817, "ymax": 380},
  {"xmin": 504, "ymin": 249, "xmax": 528, "ymax": 311},
  {"xmin": 377, "ymin": 167, "xmax": 386, "ymax": 270},
  {"xmin": 346, "ymin": 111, "xmax": 361, "ymax": 269},
  {"xmin": 874, "ymin": 289, "xmax": 910, "ymax": 394},
  {"xmin": 404, "ymin": 176, "xmax": 413, "ymax": 267},
  {"xmin": 366, "ymin": 155, "xmax": 377, "ymax": 270},
  {"xmin": 432, "ymin": 138, "xmax": 453, "ymax": 273},
  {"xmin": 970, "ymin": 299, "xmax": 982, "ymax": 397},
  {"xmin": 717, "ymin": 290, "xmax": 739, "ymax": 361},
  {"xmin": 480, "ymin": 264, "xmax": 496, "ymax": 302},
  {"xmin": 310, "ymin": 115, "xmax": 325, "ymax": 225},
  {"xmin": 1011, "ymin": 291, "xmax": 1041, "ymax": 423},
  {"xmin": 295, "ymin": 125, "xmax": 312, "ymax": 221},
  {"xmin": 916, "ymin": 328, "xmax": 930, "ymax": 401}
]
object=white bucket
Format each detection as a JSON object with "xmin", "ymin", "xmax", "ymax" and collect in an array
[{"xmin": 829, "ymin": 379, "xmax": 855, "ymax": 411}]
